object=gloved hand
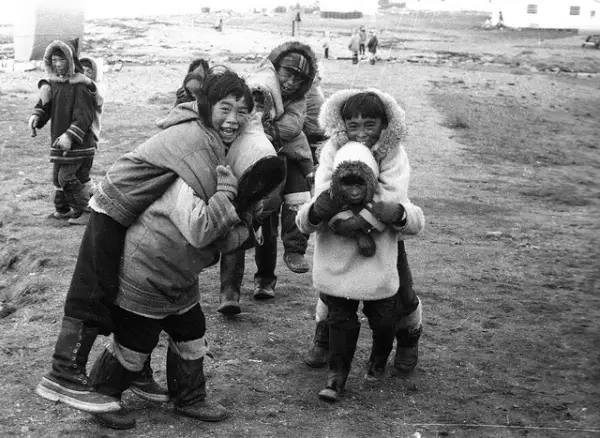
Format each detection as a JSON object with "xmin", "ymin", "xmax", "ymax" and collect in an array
[
  {"xmin": 356, "ymin": 232, "xmax": 376, "ymax": 257},
  {"xmin": 53, "ymin": 133, "xmax": 73, "ymax": 156},
  {"xmin": 329, "ymin": 214, "xmax": 371, "ymax": 238},
  {"xmin": 69, "ymin": 73, "xmax": 92, "ymax": 86},
  {"xmin": 370, "ymin": 201, "xmax": 406, "ymax": 225},
  {"xmin": 216, "ymin": 165, "xmax": 238, "ymax": 201},
  {"xmin": 309, "ymin": 190, "xmax": 346, "ymax": 224}
]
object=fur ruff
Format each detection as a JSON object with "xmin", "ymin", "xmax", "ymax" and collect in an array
[
  {"xmin": 266, "ymin": 40, "xmax": 319, "ymax": 102},
  {"xmin": 318, "ymin": 88, "xmax": 408, "ymax": 161},
  {"xmin": 43, "ymin": 40, "xmax": 79, "ymax": 80},
  {"xmin": 331, "ymin": 160, "xmax": 378, "ymax": 204}
]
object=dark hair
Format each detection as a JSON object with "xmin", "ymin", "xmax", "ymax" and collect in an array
[
  {"xmin": 187, "ymin": 58, "xmax": 210, "ymax": 74},
  {"xmin": 196, "ymin": 72, "xmax": 254, "ymax": 126},
  {"xmin": 51, "ymin": 48, "xmax": 66, "ymax": 58},
  {"xmin": 80, "ymin": 59, "xmax": 93, "ymax": 69},
  {"xmin": 341, "ymin": 92, "xmax": 388, "ymax": 126},
  {"xmin": 340, "ymin": 174, "xmax": 366, "ymax": 185}
]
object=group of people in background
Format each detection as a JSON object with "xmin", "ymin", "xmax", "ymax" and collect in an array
[
  {"xmin": 28, "ymin": 35, "xmax": 424, "ymax": 431},
  {"xmin": 348, "ymin": 25, "xmax": 380, "ymax": 65}
]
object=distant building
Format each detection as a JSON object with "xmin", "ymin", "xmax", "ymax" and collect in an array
[
  {"xmin": 490, "ymin": 0, "xmax": 600, "ymax": 30},
  {"xmin": 319, "ymin": 0, "xmax": 378, "ymax": 17}
]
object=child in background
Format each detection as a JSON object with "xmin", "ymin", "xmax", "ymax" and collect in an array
[
  {"xmin": 358, "ymin": 25, "xmax": 368, "ymax": 56},
  {"xmin": 28, "ymin": 40, "xmax": 96, "ymax": 222},
  {"xmin": 302, "ymin": 89, "xmax": 425, "ymax": 382},
  {"xmin": 322, "ymin": 31, "xmax": 331, "ymax": 59},
  {"xmin": 367, "ymin": 31, "xmax": 379, "ymax": 65},
  {"xmin": 348, "ymin": 30, "xmax": 360, "ymax": 64}
]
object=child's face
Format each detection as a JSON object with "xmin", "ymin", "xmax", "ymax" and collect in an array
[
  {"xmin": 344, "ymin": 115, "xmax": 385, "ymax": 148},
  {"xmin": 339, "ymin": 177, "xmax": 368, "ymax": 205},
  {"xmin": 82, "ymin": 66, "xmax": 94, "ymax": 79},
  {"xmin": 211, "ymin": 94, "xmax": 250, "ymax": 145},
  {"xmin": 277, "ymin": 67, "xmax": 302, "ymax": 96},
  {"xmin": 51, "ymin": 55, "xmax": 68, "ymax": 77},
  {"xmin": 252, "ymin": 91, "xmax": 265, "ymax": 114}
]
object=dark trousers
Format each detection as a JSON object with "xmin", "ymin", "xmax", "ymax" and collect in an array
[
  {"xmin": 321, "ymin": 293, "xmax": 397, "ymax": 334},
  {"xmin": 359, "ymin": 43, "xmax": 365, "ymax": 55},
  {"xmin": 324, "ymin": 48, "xmax": 329, "ymax": 59},
  {"xmin": 52, "ymin": 161, "xmax": 91, "ymax": 213},
  {"xmin": 396, "ymin": 241, "xmax": 419, "ymax": 316},
  {"xmin": 112, "ymin": 304, "xmax": 206, "ymax": 355},
  {"xmin": 254, "ymin": 158, "xmax": 309, "ymax": 283},
  {"xmin": 64, "ymin": 211, "xmax": 127, "ymax": 335}
]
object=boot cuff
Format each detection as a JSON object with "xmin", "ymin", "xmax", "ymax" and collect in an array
[{"xmin": 397, "ymin": 298, "xmax": 422, "ymax": 330}]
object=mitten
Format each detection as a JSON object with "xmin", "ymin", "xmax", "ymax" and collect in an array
[
  {"xmin": 356, "ymin": 231, "xmax": 376, "ymax": 257},
  {"xmin": 53, "ymin": 133, "xmax": 73, "ymax": 156},
  {"xmin": 216, "ymin": 165, "xmax": 238, "ymax": 200},
  {"xmin": 370, "ymin": 201, "xmax": 406, "ymax": 225},
  {"xmin": 309, "ymin": 190, "xmax": 346, "ymax": 224},
  {"xmin": 28, "ymin": 115, "xmax": 40, "ymax": 131},
  {"xmin": 330, "ymin": 214, "xmax": 372, "ymax": 238}
]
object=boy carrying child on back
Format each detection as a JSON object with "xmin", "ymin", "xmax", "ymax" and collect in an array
[
  {"xmin": 28, "ymin": 40, "xmax": 96, "ymax": 223},
  {"xmin": 299, "ymin": 89, "xmax": 425, "ymax": 400}
]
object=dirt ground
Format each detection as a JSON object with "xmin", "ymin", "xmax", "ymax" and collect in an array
[{"xmin": 0, "ymin": 11, "xmax": 599, "ymax": 438}]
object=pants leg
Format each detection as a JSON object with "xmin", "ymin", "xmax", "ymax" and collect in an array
[
  {"xmin": 63, "ymin": 211, "xmax": 127, "ymax": 335},
  {"xmin": 57, "ymin": 161, "xmax": 88, "ymax": 214},
  {"xmin": 363, "ymin": 295, "xmax": 398, "ymax": 363},
  {"xmin": 396, "ymin": 241, "xmax": 419, "ymax": 316},
  {"xmin": 281, "ymin": 159, "xmax": 309, "ymax": 256},
  {"xmin": 52, "ymin": 163, "xmax": 70, "ymax": 214},
  {"xmin": 254, "ymin": 206, "xmax": 279, "ymax": 286}
]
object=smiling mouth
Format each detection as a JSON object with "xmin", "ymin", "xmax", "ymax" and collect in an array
[{"xmin": 220, "ymin": 127, "xmax": 238, "ymax": 140}]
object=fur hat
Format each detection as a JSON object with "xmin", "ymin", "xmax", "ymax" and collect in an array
[{"xmin": 330, "ymin": 141, "xmax": 379, "ymax": 204}]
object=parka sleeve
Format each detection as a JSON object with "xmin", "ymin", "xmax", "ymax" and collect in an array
[
  {"xmin": 267, "ymin": 98, "xmax": 307, "ymax": 146},
  {"xmin": 66, "ymin": 85, "xmax": 95, "ymax": 144},
  {"xmin": 376, "ymin": 145, "xmax": 425, "ymax": 237},
  {"xmin": 169, "ymin": 181, "xmax": 241, "ymax": 248}
]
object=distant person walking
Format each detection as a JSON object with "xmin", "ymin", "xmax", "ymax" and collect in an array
[
  {"xmin": 358, "ymin": 25, "xmax": 367, "ymax": 56},
  {"xmin": 322, "ymin": 31, "xmax": 331, "ymax": 60},
  {"xmin": 348, "ymin": 30, "xmax": 360, "ymax": 64},
  {"xmin": 367, "ymin": 30, "xmax": 379, "ymax": 65}
]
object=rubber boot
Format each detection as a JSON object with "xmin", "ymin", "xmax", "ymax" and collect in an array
[
  {"xmin": 254, "ymin": 211, "xmax": 278, "ymax": 300},
  {"xmin": 218, "ymin": 250, "xmax": 245, "ymax": 315},
  {"xmin": 318, "ymin": 324, "xmax": 360, "ymax": 402},
  {"xmin": 35, "ymin": 316, "xmax": 121, "ymax": 413},
  {"xmin": 304, "ymin": 320, "xmax": 329, "ymax": 368},
  {"xmin": 365, "ymin": 324, "xmax": 395, "ymax": 383},
  {"xmin": 394, "ymin": 299, "xmax": 423, "ymax": 374},
  {"xmin": 89, "ymin": 348, "xmax": 137, "ymax": 429},
  {"xmin": 281, "ymin": 203, "xmax": 309, "ymax": 274},
  {"xmin": 130, "ymin": 356, "xmax": 170, "ymax": 402},
  {"xmin": 168, "ymin": 348, "xmax": 228, "ymax": 422}
]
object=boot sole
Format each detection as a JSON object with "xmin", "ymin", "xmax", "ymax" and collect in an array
[
  {"xmin": 318, "ymin": 388, "xmax": 340, "ymax": 402},
  {"xmin": 36, "ymin": 377, "xmax": 121, "ymax": 413},
  {"xmin": 217, "ymin": 301, "xmax": 241, "ymax": 316},
  {"xmin": 94, "ymin": 414, "xmax": 136, "ymax": 430},
  {"xmin": 303, "ymin": 358, "xmax": 328, "ymax": 368},
  {"xmin": 175, "ymin": 408, "xmax": 229, "ymax": 422},
  {"xmin": 129, "ymin": 385, "xmax": 170, "ymax": 403}
]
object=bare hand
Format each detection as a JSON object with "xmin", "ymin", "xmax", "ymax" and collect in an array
[{"xmin": 53, "ymin": 133, "xmax": 73, "ymax": 156}]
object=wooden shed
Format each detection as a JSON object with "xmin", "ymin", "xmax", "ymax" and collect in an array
[{"xmin": 12, "ymin": 1, "xmax": 84, "ymax": 62}]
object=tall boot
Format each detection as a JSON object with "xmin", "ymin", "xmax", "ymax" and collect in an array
[
  {"xmin": 35, "ymin": 316, "xmax": 121, "ymax": 413},
  {"xmin": 218, "ymin": 250, "xmax": 245, "ymax": 315},
  {"xmin": 304, "ymin": 320, "xmax": 329, "ymax": 368},
  {"xmin": 130, "ymin": 356, "xmax": 170, "ymax": 402},
  {"xmin": 365, "ymin": 324, "xmax": 396, "ymax": 383},
  {"xmin": 318, "ymin": 323, "xmax": 360, "ymax": 402},
  {"xmin": 394, "ymin": 299, "xmax": 423, "ymax": 374},
  {"xmin": 89, "ymin": 347, "xmax": 137, "ymax": 429},
  {"xmin": 168, "ymin": 347, "xmax": 228, "ymax": 422},
  {"xmin": 254, "ymin": 211, "xmax": 278, "ymax": 300},
  {"xmin": 281, "ymin": 203, "xmax": 309, "ymax": 274}
]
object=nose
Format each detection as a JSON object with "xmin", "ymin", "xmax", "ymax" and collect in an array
[
  {"xmin": 224, "ymin": 111, "xmax": 238, "ymax": 125},
  {"xmin": 349, "ymin": 186, "xmax": 361, "ymax": 197}
]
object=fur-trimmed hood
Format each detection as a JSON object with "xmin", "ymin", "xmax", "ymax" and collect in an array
[
  {"xmin": 43, "ymin": 40, "xmax": 82, "ymax": 80},
  {"xmin": 245, "ymin": 59, "xmax": 285, "ymax": 121},
  {"xmin": 266, "ymin": 40, "xmax": 318, "ymax": 102},
  {"xmin": 330, "ymin": 141, "xmax": 379, "ymax": 204},
  {"xmin": 80, "ymin": 56, "xmax": 103, "ymax": 82},
  {"xmin": 318, "ymin": 88, "xmax": 408, "ymax": 161}
]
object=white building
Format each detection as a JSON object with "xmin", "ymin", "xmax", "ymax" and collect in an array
[
  {"xmin": 490, "ymin": 0, "xmax": 600, "ymax": 30},
  {"xmin": 319, "ymin": 0, "xmax": 378, "ymax": 15}
]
